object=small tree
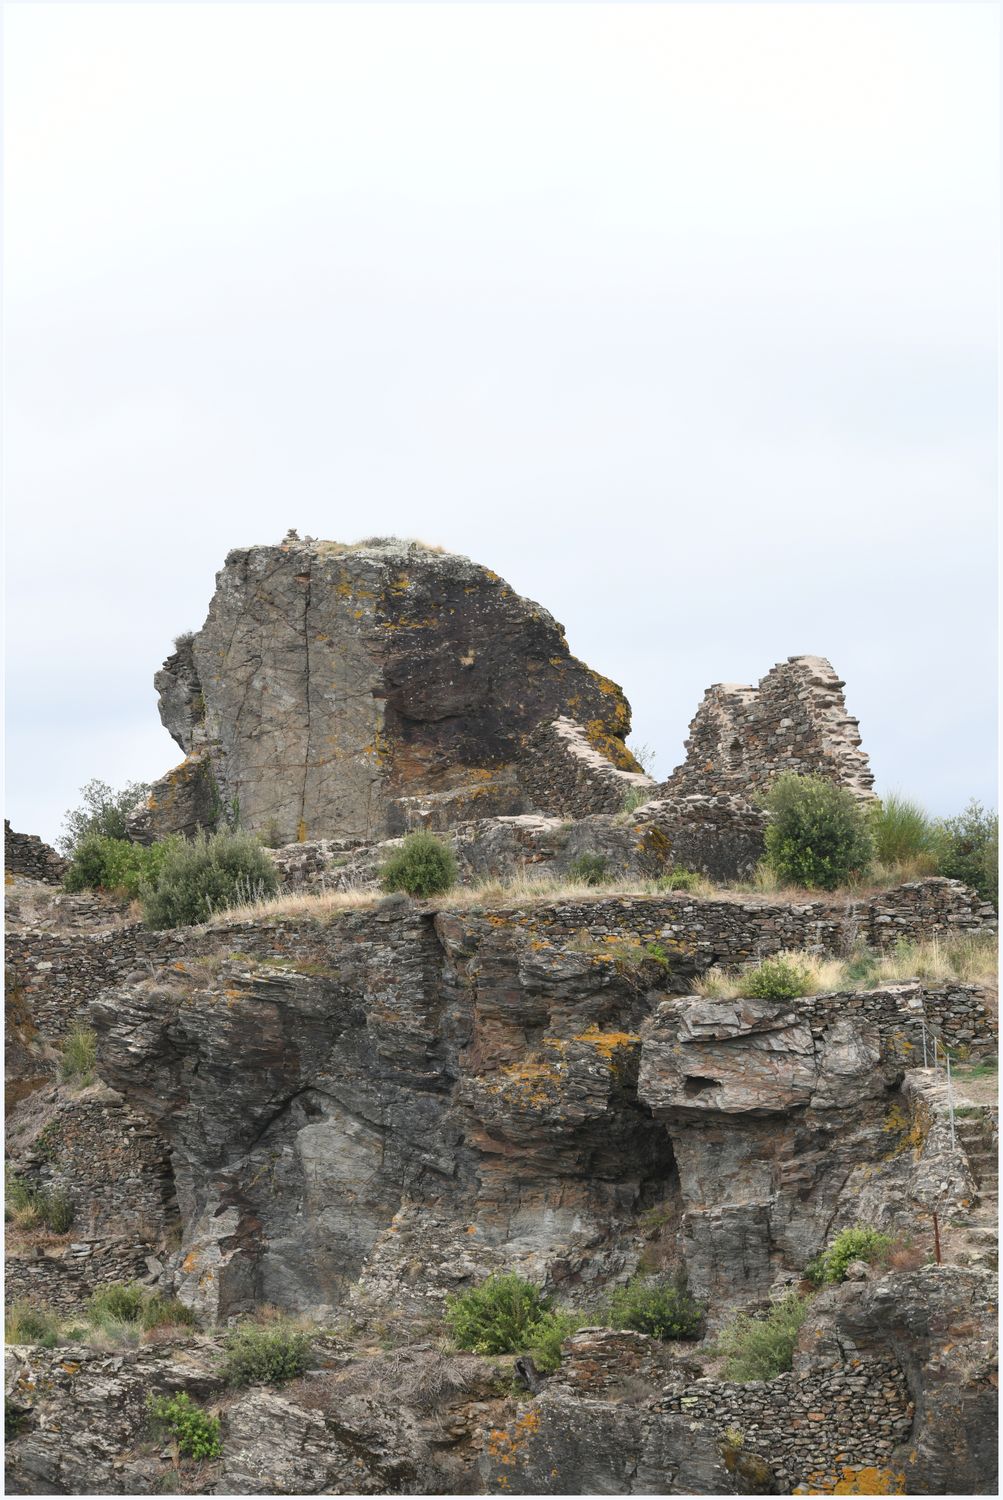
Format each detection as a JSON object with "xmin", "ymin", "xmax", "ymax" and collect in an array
[
  {"xmin": 763, "ymin": 773, "xmax": 874, "ymax": 890},
  {"xmin": 58, "ymin": 779, "xmax": 150, "ymax": 855},
  {"xmin": 380, "ymin": 831, "xmax": 457, "ymax": 898},
  {"xmin": 606, "ymin": 1276, "xmax": 704, "ymax": 1340},
  {"xmin": 932, "ymin": 801, "xmax": 998, "ymax": 909}
]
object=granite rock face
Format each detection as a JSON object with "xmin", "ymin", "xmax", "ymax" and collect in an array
[{"xmin": 142, "ymin": 538, "xmax": 639, "ymax": 844}]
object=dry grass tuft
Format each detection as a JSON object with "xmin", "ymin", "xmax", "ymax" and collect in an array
[{"xmin": 693, "ymin": 932, "xmax": 997, "ymax": 1000}]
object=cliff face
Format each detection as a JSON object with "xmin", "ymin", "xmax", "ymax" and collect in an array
[
  {"xmin": 86, "ymin": 892, "xmax": 994, "ymax": 1330},
  {"xmin": 142, "ymin": 538, "xmax": 639, "ymax": 844}
]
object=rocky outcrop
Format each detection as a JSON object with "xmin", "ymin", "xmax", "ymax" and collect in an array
[
  {"xmin": 140, "ymin": 537, "xmax": 641, "ymax": 845},
  {"xmin": 664, "ymin": 655, "xmax": 875, "ymax": 802}
]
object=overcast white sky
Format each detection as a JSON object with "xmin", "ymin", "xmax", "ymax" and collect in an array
[{"xmin": 4, "ymin": 2, "xmax": 998, "ymax": 846}]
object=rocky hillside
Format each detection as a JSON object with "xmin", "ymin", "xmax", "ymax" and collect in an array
[{"xmin": 4, "ymin": 537, "xmax": 999, "ymax": 1496}]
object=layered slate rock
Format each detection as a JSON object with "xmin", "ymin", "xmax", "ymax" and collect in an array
[{"xmin": 139, "ymin": 537, "xmax": 640, "ymax": 844}]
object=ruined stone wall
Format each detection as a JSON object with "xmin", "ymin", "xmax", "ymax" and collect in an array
[
  {"xmin": 665, "ymin": 655, "xmax": 875, "ymax": 801},
  {"xmin": 518, "ymin": 717, "xmax": 654, "ymax": 819},
  {"xmin": 9, "ymin": 1086, "xmax": 177, "ymax": 1243},
  {"xmin": 660, "ymin": 1359, "xmax": 912, "ymax": 1494},
  {"xmin": 4, "ymin": 822, "xmax": 68, "ymax": 885},
  {"xmin": 7, "ymin": 879, "xmax": 995, "ymax": 1045}
]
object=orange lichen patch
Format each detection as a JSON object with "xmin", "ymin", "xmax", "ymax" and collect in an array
[
  {"xmin": 173, "ymin": 962, "xmax": 188, "ymax": 972},
  {"xmin": 486, "ymin": 1407, "xmax": 542, "ymax": 1468},
  {"xmin": 796, "ymin": 1467, "xmax": 907, "ymax": 1495},
  {"xmin": 465, "ymin": 1224, "xmax": 478, "ymax": 1234},
  {"xmin": 182, "ymin": 1251, "xmax": 199, "ymax": 1272},
  {"xmin": 582, "ymin": 718, "xmax": 642, "ymax": 773},
  {"xmin": 573, "ymin": 1024, "xmax": 641, "ymax": 1061},
  {"xmin": 60, "ymin": 1361, "xmax": 80, "ymax": 1375}
]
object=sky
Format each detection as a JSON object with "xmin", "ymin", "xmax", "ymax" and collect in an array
[{"xmin": 3, "ymin": 1, "xmax": 998, "ymax": 847}]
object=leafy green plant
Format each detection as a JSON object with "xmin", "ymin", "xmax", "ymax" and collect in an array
[
  {"xmin": 64, "ymin": 834, "xmax": 177, "ymax": 899},
  {"xmin": 445, "ymin": 1273, "xmax": 550, "ymax": 1355},
  {"xmin": 931, "ymin": 800, "xmax": 998, "ymax": 908},
  {"xmin": 59, "ymin": 1027, "xmax": 97, "ymax": 1087},
  {"xmin": 445, "ymin": 1272, "xmax": 579, "ymax": 1371},
  {"xmin": 379, "ymin": 831, "xmax": 458, "ymax": 898},
  {"xmin": 715, "ymin": 1291, "xmax": 810, "ymax": 1380},
  {"xmin": 140, "ymin": 829, "xmax": 279, "ymax": 928},
  {"xmin": 739, "ymin": 953, "xmax": 813, "ymax": 1002},
  {"xmin": 58, "ymin": 778, "xmax": 151, "ymax": 855},
  {"xmin": 5, "ymin": 1300, "xmax": 62, "ymax": 1347},
  {"xmin": 870, "ymin": 794, "xmax": 936, "ymax": 867},
  {"xmin": 606, "ymin": 1276, "xmax": 704, "ymax": 1340},
  {"xmin": 810, "ymin": 1225, "xmax": 894, "ymax": 1284},
  {"xmin": 567, "ymin": 853, "xmax": 612, "ymax": 887},
  {"xmin": 147, "ymin": 1392, "xmax": 222, "ymax": 1461},
  {"xmin": 763, "ymin": 773, "xmax": 874, "ymax": 890},
  {"xmin": 219, "ymin": 1322, "xmax": 313, "ymax": 1387},
  {"xmin": 526, "ymin": 1309, "xmax": 582, "ymax": 1373}
]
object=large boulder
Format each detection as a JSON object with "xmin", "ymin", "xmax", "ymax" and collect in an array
[{"xmin": 138, "ymin": 536, "xmax": 642, "ymax": 845}]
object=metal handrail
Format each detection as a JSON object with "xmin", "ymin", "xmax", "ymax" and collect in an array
[{"xmin": 917, "ymin": 1018, "xmax": 956, "ymax": 1150}]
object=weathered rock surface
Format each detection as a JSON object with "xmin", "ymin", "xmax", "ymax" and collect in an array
[{"xmin": 139, "ymin": 537, "xmax": 642, "ymax": 844}]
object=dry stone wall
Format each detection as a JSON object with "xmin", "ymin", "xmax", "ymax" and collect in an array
[
  {"xmin": 660, "ymin": 1359, "xmax": 912, "ymax": 1494},
  {"xmin": 4, "ymin": 822, "xmax": 68, "ymax": 885},
  {"xmin": 7, "ymin": 879, "xmax": 995, "ymax": 1045},
  {"xmin": 518, "ymin": 716, "xmax": 654, "ymax": 819},
  {"xmin": 665, "ymin": 655, "xmax": 875, "ymax": 801}
]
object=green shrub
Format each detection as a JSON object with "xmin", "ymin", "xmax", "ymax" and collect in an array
[
  {"xmin": 653, "ymin": 868, "xmax": 702, "ymax": 892},
  {"xmin": 5, "ymin": 1300, "xmax": 62, "ymax": 1347},
  {"xmin": 527, "ymin": 1309, "xmax": 583, "ymax": 1372},
  {"xmin": 64, "ymin": 834, "xmax": 176, "ymax": 900},
  {"xmin": 739, "ymin": 954, "xmax": 813, "ymax": 1002},
  {"xmin": 41, "ymin": 1190, "xmax": 74, "ymax": 1234},
  {"xmin": 219, "ymin": 1323, "xmax": 313, "ymax": 1387},
  {"xmin": 59, "ymin": 1027, "xmax": 96, "ymax": 1087},
  {"xmin": 932, "ymin": 800, "xmax": 998, "ymax": 908},
  {"xmin": 59, "ymin": 778, "xmax": 151, "ymax": 855},
  {"xmin": 606, "ymin": 1277, "xmax": 704, "ymax": 1340},
  {"xmin": 379, "ymin": 831, "xmax": 458, "ymax": 898},
  {"xmin": 88, "ymin": 1282, "xmax": 146, "ymax": 1324},
  {"xmin": 870, "ymin": 794, "xmax": 936, "ymax": 867},
  {"xmin": 445, "ymin": 1273, "xmax": 550, "ymax": 1355},
  {"xmin": 567, "ymin": 853, "xmax": 612, "ymax": 887},
  {"xmin": 445, "ymin": 1273, "xmax": 578, "ymax": 1372},
  {"xmin": 763, "ymin": 773, "xmax": 874, "ymax": 890},
  {"xmin": 140, "ymin": 829, "xmax": 279, "ymax": 929},
  {"xmin": 812, "ymin": 1225, "xmax": 893, "ymax": 1284},
  {"xmin": 716, "ymin": 1291, "xmax": 810, "ymax": 1380},
  {"xmin": 147, "ymin": 1392, "xmax": 222, "ymax": 1461}
]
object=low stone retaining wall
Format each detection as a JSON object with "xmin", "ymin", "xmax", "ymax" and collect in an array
[
  {"xmin": 661, "ymin": 1358, "xmax": 912, "ymax": 1494},
  {"xmin": 7, "ymin": 881, "xmax": 995, "ymax": 1045},
  {"xmin": 5, "ymin": 1237, "xmax": 158, "ymax": 1315}
]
